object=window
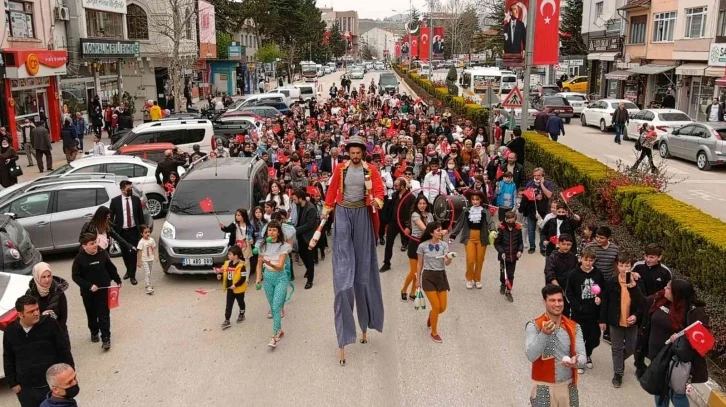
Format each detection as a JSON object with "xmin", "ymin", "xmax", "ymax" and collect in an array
[
  {"xmin": 629, "ymin": 15, "xmax": 647, "ymax": 44},
  {"xmin": 145, "ymin": 151, "xmax": 167, "ymax": 163},
  {"xmin": 186, "ymin": 129, "xmax": 206, "ymax": 144},
  {"xmin": 6, "ymin": 1, "xmax": 34, "ymax": 38},
  {"xmin": 685, "ymin": 7, "xmax": 707, "ymax": 39},
  {"xmin": 106, "ymin": 163, "xmax": 148, "ymax": 178},
  {"xmin": 185, "ymin": 8, "xmax": 194, "ymax": 39},
  {"xmin": 156, "ymin": 130, "xmax": 186, "ymax": 145},
  {"xmin": 653, "ymin": 12, "xmax": 676, "ymax": 42},
  {"xmin": 57, "ymin": 189, "xmax": 98, "ymax": 212},
  {"xmin": 8, "ymin": 192, "xmax": 51, "ymax": 218},
  {"xmin": 127, "ymin": 4, "xmax": 149, "ymax": 40},
  {"xmin": 73, "ymin": 164, "xmax": 104, "ymax": 174},
  {"xmin": 595, "ymin": 2, "xmax": 604, "ymax": 19},
  {"xmin": 86, "ymin": 9, "xmax": 124, "ymax": 38},
  {"xmin": 719, "ymin": 10, "xmax": 726, "ymax": 37},
  {"xmin": 96, "ymin": 189, "xmax": 110, "ymax": 205}
]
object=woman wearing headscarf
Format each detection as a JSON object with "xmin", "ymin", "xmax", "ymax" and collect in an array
[
  {"xmin": 290, "ymin": 165, "xmax": 308, "ymax": 191},
  {"xmin": 0, "ymin": 136, "xmax": 19, "ymax": 188},
  {"xmin": 26, "ymin": 262, "xmax": 70, "ymax": 335}
]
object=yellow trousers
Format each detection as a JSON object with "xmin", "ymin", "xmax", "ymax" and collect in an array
[
  {"xmin": 465, "ymin": 229, "xmax": 487, "ymax": 282},
  {"xmin": 401, "ymin": 258, "xmax": 418, "ymax": 297},
  {"xmin": 425, "ymin": 290, "xmax": 448, "ymax": 336}
]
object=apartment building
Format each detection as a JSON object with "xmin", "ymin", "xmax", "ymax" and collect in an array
[
  {"xmin": 320, "ymin": 8, "xmax": 359, "ymax": 54},
  {"xmin": 360, "ymin": 28, "xmax": 397, "ymax": 60},
  {"xmin": 582, "ymin": 0, "xmax": 627, "ymax": 99}
]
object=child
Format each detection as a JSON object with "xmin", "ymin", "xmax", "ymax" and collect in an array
[
  {"xmin": 494, "ymin": 211, "xmax": 523, "ymax": 302},
  {"xmin": 416, "ymin": 222, "xmax": 454, "ymax": 343},
  {"xmin": 92, "ymin": 134, "xmax": 106, "ymax": 156},
  {"xmin": 264, "ymin": 200, "xmax": 277, "ymax": 222},
  {"xmin": 136, "ymin": 225, "xmax": 157, "ymax": 294},
  {"xmin": 632, "ymin": 243, "xmax": 671, "ymax": 297},
  {"xmin": 565, "ymin": 247, "xmax": 605, "ymax": 373},
  {"xmin": 586, "ymin": 226, "xmax": 620, "ymax": 281},
  {"xmin": 577, "ymin": 224, "xmax": 597, "ymax": 259},
  {"xmin": 598, "ymin": 253, "xmax": 646, "ymax": 388},
  {"xmin": 543, "ymin": 233, "xmax": 578, "ymax": 317},
  {"xmin": 493, "ymin": 121, "xmax": 503, "ymax": 146},
  {"xmin": 541, "ymin": 202, "xmax": 581, "ymax": 257},
  {"xmin": 495, "ymin": 171, "xmax": 517, "ymax": 222},
  {"xmin": 164, "ymin": 172, "xmax": 179, "ymax": 199},
  {"xmin": 217, "ymin": 245, "xmax": 247, "ymax": 329}
]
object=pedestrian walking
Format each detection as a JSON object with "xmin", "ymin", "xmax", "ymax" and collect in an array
[
  {"xmin": 60, "ymin": 118, "xmax": 78, "ymax": 163},
  {"xmin": 92, "ymin": 134, "xmax": 106, "ymax": 156},
  {"xmin": 73, "ymin": 112, "xmax": 86, "ymax": 151},
  {"xmin": 450, "ymin": 189, "xmax": 497, "ymax": 289},
  {"xmin": 292, "ymin": 189, "xmax": 318, "ymax": 289},
  {"xmin": 706, "ymin": 98, "xmax": 724, "ymax": 122},
  {"xmin": 543, "ymin": 233, "xmax": 578, "ymax": 317},
  {"xmin": 541, "ymin": 202, "xmax": 581, "ymax": 257},
  {"xmin": 219, "ymin": 245, "xmax": 248, "ymax": 329},
  {"xmin": 19, "ymin": 119, "xmax": 35, "ymax": 167},
  {"xmin": 416, "ymin": 221, "xmax": 453, "ymax": 343},
  {"xmin": 401, "ymin": 196, "xmax": 434, "ymax": 300},
  {"xmin": 136, "ymin": 225, "xmax": 157, "ymax": 295},
  {"xmin": 0, "ymin": 136, "xmax": 20, "ymax": 188},
  {"xmin": 525, "ymin": 284, "xmax": 586, "ymax": 407},
  {"xmin": 26, "ymin": 263, "xmax": 70, "ymax": 339},
  {"xmin": 495, "ymin": 171, "xmax": 517, "ymax": 222},
  {"xmin": 380, "ymin": 178, "xmax": 415, "ymax": 272},
  {"xmin": 254, "ymin": 221, "xmax": 292, "ymax": 347},
  {"xmin": 546, "ymin": 112, "xmax": 566, "ymax": 142},
  {"xmin": 494, "ymin": 210, "xmax": 524, "ymax": 302},
  {"xmin": 109, "ymin": 181, "xmax": 144, "ymax": 285},
  {"xmin": 80, "ymin": 206, "xmax": 135, "ymax": 254},
  {"xmin": 219, "ymin": 208, "xmax": 253, "ymax": 269},
  {"xmin": 612, "ymin": 102, "xmax": 629, "ymax": 145},
  {"xmin": 39, "ymin": 363, "xmax": 79, "ymax": 407},
  {"xmin": 633, "ymin": 124, "xmax": 658, "ymax": 173},
  {"xmin": 31, "ymin": 121, "xmax": 53, "ymax": 172}
]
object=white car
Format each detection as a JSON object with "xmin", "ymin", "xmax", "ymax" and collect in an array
[
  {"xmin": 350, "ymin": 69, "xmax": 365, "ymax": 80},
  {"xmin": 580, "ymin": 99, "xmax": 640, "ymax": 133},
  {"xmin": 625, "ymin": 109, "xmax": 693, "ymax": 143},
  {"xmin": 47, "ymin": 155, "xmax": 184, "ymax": 218},
  {"xmin": 374, "ymin": 62, "xmax": 385, "ymax": 70},
  {"xmin": 555, "ymin": 92, "xmax": 589, "ymax": 116},
  {"xmin": 0, "ymin": 271, "xmax": 33, "ymax": 379},
  {"xmin": 324, "ymin": 66, "xmax": 333, "ymax": 74}
]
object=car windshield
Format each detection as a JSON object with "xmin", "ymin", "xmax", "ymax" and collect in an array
[
  {"xmin": 502, "ymin": 76, "xmax": 517, "ymax": 83},
  {"xmin": 380, "ymin": 74, "xmax": 397, "ymax": 86},
  {"xmin": 541, "ymin": 87, "xmax": 559, "ymax": 96},
  {"xmin": 565, "ymin": 95, "xmax": 587, "ymax": 101},
  {"xmin": 228, "ymin": 99, "xmax": 246, "ymax": 110},
  {"xmin": 543, "ymin": 97, "xmax": 569, "ymax": 105},
  {"xmin": 111, "ymin": 130, "xmax": 137, "ymax": 150},
  {"xmin": 49, "ymin": 163, "xmax": 74, "ymax": 175},
  {"xmin": 658, "ymin": 113, "xmax": 691, "ymax": 121},
  {"xmin": 169, "ymin": 180, "xmax": 249, "ymax": 215},
  {"xmin": 611, "ymin": 102, "xmax": 638, "ymax": 109}
]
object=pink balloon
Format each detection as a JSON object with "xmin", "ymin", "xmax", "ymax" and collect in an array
[{"xmin": 591, "ymin": 284, "xmax": 601, "ymax": 295}]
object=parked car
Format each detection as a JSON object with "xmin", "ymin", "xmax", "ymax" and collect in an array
[
  {"xmin": 254, "ymin": 100, "xmax": 290, "ymax": 115},
  {"xmin": 536, "ymin": 95, "xmax": 574, "ymax": 123},
  {"xmin": 350, "ymin": 67, "xmax": 365, "ymax": 80},
  {"xmin": 225, "ymin": 94, "xmax": 285, "ymax": 113},
  {"xmin": 159, "ymin": 156, "xmax": 269, "ymax": 274},
  {"xmin": 0, "ymin": 216, "xmax": 42, "ymax": 275},
  {"xmin": 659, "ymin": 122, "xmax": 726, "ymax": 170},
  {"xmin": 555, "ymin": 92, "xmax": 589, "ymax": 116},
  {"xmin": 0, "ymin": 176, "xmax": 153, "ymax": 253},
  {"xmin": 561, "ymin": 76, "xmax": 588, "ymax": 93},
  {"xmin": 116, "ymin": 142, "xmax": 176, "ymax": 163},
  {"xmin": 47, "ymin": 155, "xmax": 183, "ymax": 218},
  {"xmin": 105, "ymin": 120, "xmax": 215, "ymax": 156},
  {"xmin": 580, "ymin": 99, "xmax": 640, "ymax": 132},
  {"xmin": 292, "ymin": 84, "xmax": 315, "ymax": 102},
  {"xmin": 267, "ymin": 87, "xmax": 300, "ymax": 105},
  {"xmin": 239, "ymin": 106, "xmax": 282, "ymax": 119},
  {"xmin": 324, "ymin": 66, "xmax": 333, "ymax": 74},
  {"xmin": 625, "ymin": 109, "xmax": 693, "ymax": 142},
  {"xmin": 0, "ymin": 271, "xmax": 34, "ymax": 378},
  {"xmin": 374, "ymin": 61, "xmax": 385, "ymax": 70},
  {"xmin": 535, "ymin": 84, "xmax": 560, "ymax": 98}
]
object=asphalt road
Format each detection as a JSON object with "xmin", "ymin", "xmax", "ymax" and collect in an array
[{"xmin": 0, "ymin": 70, "xmax": 654, "ymax": 406}]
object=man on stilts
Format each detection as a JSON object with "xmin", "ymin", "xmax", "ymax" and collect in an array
[{"xmin": 322, "ymin": 135, "xmax": 385, "ymax": 366}]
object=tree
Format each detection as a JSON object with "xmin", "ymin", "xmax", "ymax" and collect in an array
[
  {"xmin": 560, "ymin": 0, "xmax": 587, "ymax": 56},
  {"xmin": 238, "ymin": 0, "xmax": 273, "ymax": 49},
  {"xmin": 435, "ymin": 0, "xmax": 479, "ymax": 57},
  {"xmin": 265, "ymin": 0, "xmax": 325, "ymax": 79},
  {"xmin": 328, "ymin": 20, "xmax": 347, "ymax": 58},
  {"xmin": 361, "ymin": 44, "xmax": 378, "ymax": 60},
  {"xmin": 216, "ymin": 32, "xmax": 233, "ymax": 59},
  {"xmin": 255, "ymin": 43, "xmax": 284, "ymax": 63},
  {"xmin": 206, "ymin": 0, "xmax": 247, "ymax": 34},
  {"xmin": 475, "ymin": 0, "xmax": 504, "ymax": 58}
]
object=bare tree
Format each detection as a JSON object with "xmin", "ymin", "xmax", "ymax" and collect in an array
[{"xmin": 433, "ymin": 0, "xmax": 479, "ymax": 57}]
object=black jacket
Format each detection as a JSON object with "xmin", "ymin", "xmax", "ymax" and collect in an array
[
  {"xmin": 382, "ymin": 189, "xmax": 415, "ymax": 226},
  {"xmin": 533, "ymin": 112, "xmax": 549, "ymax": 132},
  {"xmin": 2, "ymin": 316, "xmax": 74, "ymax": 388},
  {"xmin": 565, "ymin": 266, "xmax": 605, "ymax": 319},
  {"xmin": 220, "ymin": 222, "xmax": 250, "ymax": 248},
  {"xmin": 494, "ymin": 223, "xmax": 524, "ymax": 262},
  {"xmin": 26, "ymin": 276, "xmax": 69, "ymax": 330},
  {"xmin": 633, "ymin": 261, "xmax": 672, "ymax": 297},
  {"xmin": 505, "ymin": 137, "xmax": 525, "ymax": 165},
  {"xmin": 498, "ymin": 162, "xmax": 525, "ymax": 188},
  {"xmin": 612, "ymin": 107, "xmax": 630, "ymax": 125},
  {"xmin": 544, "ymin": 250, "xmax": 578, "ymax": 286},
  {"xmin": 541, "ymin": 216, "xmax": 581, "ymax": 256},
  {"xmin": 598, "ymin": 274, "xmax": 646, "ymax": 327},
  {"xmin": 319, "ymin": 155, "xmax": 338, "ymax": 174},
  {"xmin": 71, "ymin": 249, "xmax": 121, "ymax": 296},
  {"xmin": 295, "ymin": 201, "xmax": 319, "ymax": 244},
  {"xmin": 155, "ymin": 157, "xmax": 185, "ymax": 184},
  {"xmin": 109, "ymin": 194, "xmax": 144, "ymax": 233},
  {"xmin": 80, "ymin": 221, "xmax": 135, "ymax": 251}
]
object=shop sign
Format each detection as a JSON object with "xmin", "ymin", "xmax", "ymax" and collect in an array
[
  {"xmin": 10, "ymin": 77, "xmax": 51, "ymax": 89},
  {"xmin": 588, "ymin": 37, "xmax": 622, "ymax": 52},
  {"xmin": 616, "ymin": 62, "xmax": 640, "ymax": 69},
  {"xmin": 80, "ymin": 39, "xmax": 140, "ymax": 58},
  {"xmin": 679, "ymin": 68, "xmax": 703, "ymax": 76},
  {"xmin": 228, "ymin": 43, "xmax": 242, "ymax": 60},
  {"xmin": 709, "ymin": 43, "xmax": 726, "ymax": 67},
  {"xmin": 3, "ymin": 50, "xmax": 67, "ymax": 79},
  {"xmin": 567, "ymin": 59, "xmax": 584, "ymax": 66},
  {"xmin": 82, "ymin": 0, "xmax": 126, "ymax": 14}
]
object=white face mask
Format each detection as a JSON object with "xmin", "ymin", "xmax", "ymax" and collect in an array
[
  {"xmin": 1, "ymin": 143, "xmax": 9, "ymax": 148},
  {"xmin": 447, "ymin": 163, "xmax": 455, "ymax": 169}
]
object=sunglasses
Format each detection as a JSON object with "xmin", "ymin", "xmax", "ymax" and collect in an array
[{"xmin": 405, "ymin": 173, "xmax": 413, "ymax": 176}]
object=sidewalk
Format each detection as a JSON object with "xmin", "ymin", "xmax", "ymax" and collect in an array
[{"xmin": 16, "ymin": 131, "xmax": 101, "ymax": 182}]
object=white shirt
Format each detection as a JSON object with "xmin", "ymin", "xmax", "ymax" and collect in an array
[
  {"xmin": 122, "ymin": 196, "xmax": 135, "ymax": 229},
  {"xmin": 423, "ymin": 170, "xmax": 455, "ymax": 202},
  {"xmin": 709, "ymin": 104, "xmax": 720, "ymax": 122},
  {"xmin": 93, "ymin": 141, "xmax": 106, "ymax": 156},
  {"xmin": 409, "ymin": 179, "xmax": 421, "ymax": 191},
  {"xmin": 137, "ymin": 237, "xmax": 156, "ymax": 262},
  {"xmin": 381, "ymin": 167, "xmax": 394, "ymax": 198}
]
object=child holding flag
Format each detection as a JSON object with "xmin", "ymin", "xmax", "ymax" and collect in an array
[
  {"xmin": 218, "ymin": 245, "xmax": 247, "ymax": 329},
  {"xmin": 494, "ymin": 211, "xmax": 524, "ymax": 302}
]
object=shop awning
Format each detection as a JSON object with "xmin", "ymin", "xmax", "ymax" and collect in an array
[
  {"xmin": 627, "ymin": 64, "xmax": 676, "ymax": 75},
  {"xmin": 587, "ymin": 53, "xmax": 602, "ymax": 61},
  {"xmin": 675, "ymin": 63, "xmax": 707, "ymax": 76},
  {"xmin": 705, "ymin": 66, "xmax": 726, "ymax": 77},
  {"xmin": 605, "ymin": 70, "xmax": 634, "ymax": 80},
  {"xmin": 716, "ymin": 76, "xmax": 726, "ymax": 87},
  {"xmin": 600, "ymin": 52, "xmax": 619, "ymax": 61}
]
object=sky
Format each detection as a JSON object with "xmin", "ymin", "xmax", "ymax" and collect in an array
[{"xmin": 315, "ymin": 0, "xmax": 432, "ymax": 19}]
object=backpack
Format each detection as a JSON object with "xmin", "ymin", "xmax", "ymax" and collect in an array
[{"xmin": 635, "ymin": 135, "xmax": 643, "ymax": 151}]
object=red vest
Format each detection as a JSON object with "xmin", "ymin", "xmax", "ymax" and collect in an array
[{"xmin": 531, "ymin": 314, "xmax": 579, "ymax": 386}]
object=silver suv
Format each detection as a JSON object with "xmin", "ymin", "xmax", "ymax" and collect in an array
[
  {"xmin": 0, "ymin": 175, "xmax": 153, "ymax": 253},
  {"xmin": 159, "ymin": 156, "xmax": 269, "ymax": 274}
]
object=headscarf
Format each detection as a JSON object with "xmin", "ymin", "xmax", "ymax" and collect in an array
[{"xmin": 32, "ymin": 262, "xmax": 53, "ymax": 297}]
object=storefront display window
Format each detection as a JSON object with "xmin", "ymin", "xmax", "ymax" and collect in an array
[
  {"xmin": 607, "ymin": 80, "xmax": 620, "ymax": 99},
  {"xmin": 690, "ymin": 78, "xmax": 713, "ymax": 122},
  {"xmin": 12, "ymin": 89, "xmax": 39, "ymax": 118},
  {"xmin": 651, "ymin": 71, "xmax": 675, "ymax": 107}
]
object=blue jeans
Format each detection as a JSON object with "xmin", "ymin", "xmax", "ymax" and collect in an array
[
  {"xmin": 614, "ymin": 123, "xmax": 624, "ymax": 143},
  {"xmin": 526, "ymin": 213, "xmax": 543, "ymax": 251},
  {"xmin": 654, "ymin": 391, "xmax": 688, "ymax": 407}
]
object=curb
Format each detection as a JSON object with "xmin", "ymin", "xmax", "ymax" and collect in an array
[{"xmin": 687, "ymin": 381, "xmax": 723, "ymax": 407}]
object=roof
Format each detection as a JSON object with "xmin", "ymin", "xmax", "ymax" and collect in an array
[
  {"xmin": 118, "ymin": 143, "xmax": 175, "ymax": 153},
  {"xmin": 71, "ymin": 155, "xmax": 151, "ymax": 165},
  {"xmin": 619, "ymin": 0, "xmax": 650, "ymax": 10},
  {"xmin": 184, "ymin": 157, "xmax": 258, "ymax": 180}
]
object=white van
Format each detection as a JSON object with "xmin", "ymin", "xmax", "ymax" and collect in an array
[
  {"xmin": 268, "ymin": 87, "xmax": 300, "ymax": 105},
  {"xmin": 227, "ymin": 93, "xmax": 286, "ymax": 112},
  {"xmin": 293, "ymin": 84, "xmax": 315, "ymax": 102},
  {"xmin": 105, "ymin": 120, "xmax": 215, "ymax": 156}
]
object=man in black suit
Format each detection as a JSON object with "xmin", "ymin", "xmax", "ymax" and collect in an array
[
  {"xmin": 319, "ymin": 146, "xmax": 340, "ymax": 174},
  {"xmin": 503, "ymin": 4, "xmax": 526, "ymax": 55},
  {"xmin": 109, "ymin": 180, "xmax": 143, "ymax": 285},
  {"xmin": 292, "ymin": 189, "xmax": 319, "ymax": 290},
  {"xmin": 380, "ymin": 177, "xmax": 415, "ymax": 272}
]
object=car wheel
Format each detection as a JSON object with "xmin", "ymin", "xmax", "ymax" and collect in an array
[
  {"xmin": 563, "ymin": 87, "xmax": 570, "ymax": 92},
  {"xmin": 599, "ymin": 119, "xmax": 607, "ymax": 132},
  {"xmin": 659, "ymin": 142, "xmax": 670, "ymax": 158},
  {"xmin": 565, "ymin": 118, "xmax": 571, "ymax": 124},
  {"xmin": 146, "ymin": 194, "xmax": 165, "ymax": 219},
  {"xmin": 581, "ymin": 114, "xmax": 587, "ymax": 126},
  {"xmin": 697, "ymin": 151, "xmax": 711, "ymax": 171}
]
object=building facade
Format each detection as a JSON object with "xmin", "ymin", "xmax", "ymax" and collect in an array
[
  {"xmin": 582, "ymin": 0, "xmax": 627, "ymax": 99},
  {"xmin": 360, "ymin": 28, "xmax": 397, "ymax": 60},
  {"xmin": 320, "ymin": 8, "xmax": 359, "ymax": 54}
]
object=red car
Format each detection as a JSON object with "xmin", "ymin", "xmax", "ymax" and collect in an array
[
  {"xmin": 537, "ymin": 95, "xmax": 574, "ymax": 124},
  {"xmin": 116, "ymin": 143, "xmax": 176, "ymax": 163}
]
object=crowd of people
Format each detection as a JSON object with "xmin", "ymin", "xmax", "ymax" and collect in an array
[{"xmin": 1, "ymin": 72, "xmax": 711, "ymax": 407}]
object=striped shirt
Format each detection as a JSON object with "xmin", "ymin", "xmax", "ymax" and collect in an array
[{"xmin": 586, "ymin": 242, "xmax": 620, "ymax": 280}]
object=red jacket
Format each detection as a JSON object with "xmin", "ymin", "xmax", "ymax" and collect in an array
[{"xmin": 323, "ymin": 161, "xmax": 385, "ymax": 235}]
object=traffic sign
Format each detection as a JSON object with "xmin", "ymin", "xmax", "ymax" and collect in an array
[
  {"xmin": 480, "ymin": 86, "xmax": 499, "ymax": 108},
  {"xmin": 501, "ymin": 86, "xmax": 523, "ymax": 108}
]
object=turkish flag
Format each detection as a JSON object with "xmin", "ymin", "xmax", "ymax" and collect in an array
[
  {"xmin": 496, "ymin": 166, "xmax": 504, "ymax": 180},
  {"xmin": 107, "ymin": 286, "xmax": 120, "ymax": 309},
  {"xmin": 686, "ymin": 321, "xmax": 715, "ymax": 357},
  {"xmin": 533, "ymin": 0, "xmax": 561, "ymax": 65},
  {"xmin": 549, "ymin": 236, "xmax": 559, "ymax": 245},
  {"xmin": 410, "ymin": 36, "xmax": 419, "ymax": 59},
  {"xmin": 199, "ymin": 197, "xmax": 215, "ymax": 213},
  {"xmin": 0, "ymin": 309, "xmax": 18, "ymax": 330},
  {"xmin": 488, "ymin": 206, "xmax": 498, "ymax": 216},
  {"xmin": 268, "ymin": 167, "xmax": 277, "ymax": 179},
  {"xmin": 306, "ymin": 186, "xmax": 320, "ymax": 197},
  {"xmin": 395, "ymin": 41, "xmax": 401, "ymax": 57},
  {"xmin": 561, "ymin": 185, "xmax": 585, "ymax": 203},
  {"xmin": 419, "ymin": 27, "xmax": 430, "ymax": 61},
  {"xmin": 523, "ymin": 188, "xmax": 536, "ymax": 201}
]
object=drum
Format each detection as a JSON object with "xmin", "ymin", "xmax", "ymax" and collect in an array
[{"xmin": 432, "ymin": 194, "xmax": 469, "ymax": 225}]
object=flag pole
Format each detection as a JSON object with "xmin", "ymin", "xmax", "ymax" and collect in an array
[{"xmin": 665, "ymin": 320, "xmax": 702, "ymax": 345}]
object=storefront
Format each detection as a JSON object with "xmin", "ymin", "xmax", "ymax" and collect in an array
[
  {"xmin": 209, "ymin": 61, "xmax": 240, "ymax": 96},
  {"xmin": 675, "ymin": 63, "xmax": 710, "ymax": 122},
  {"xmin": 707, "ymin": 43, "xmax": 726, "ymax": 104},
  {"xmin": 2, "ymin": 49, "xmax": 68, "ymax": 147},
  {"xmin": 586, "ymin": 36, "xmax": 622, "ymax": 98},
  {"xmin": 616, "ymin": 60, "xmax": 643, "ymax": 107},
  {"xmin": 626, "ymin": 64, "xmax": 676, "ymax": 108}
]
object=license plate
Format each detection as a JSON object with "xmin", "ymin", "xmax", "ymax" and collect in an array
[{"xmin": 182, "ymin": 258, "xmax": 213, "ymax": 266}]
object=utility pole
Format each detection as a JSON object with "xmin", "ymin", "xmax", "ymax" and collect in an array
[
  {"xmin": 520, "ymin": 0, "xmax": 537, "ymax": 130},
  {"xmin": 429, "ymin": 0, "xmax": 434, "ymax": 77}
]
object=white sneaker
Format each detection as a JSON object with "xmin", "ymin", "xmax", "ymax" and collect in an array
[
  {"xmin": 578, "ymin": 368, "xmax": 585, "ymax": 374},
  {"xmin": 268, "ymin": 337, "xmax": 277, "ymax": 348},
  {"xmin": 475, "ymin": 282, "xmax": 483, "ymax": 289},
  {"xmin": 465, "ymin": 281, "xmax": 474, "ymax": 289}
]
